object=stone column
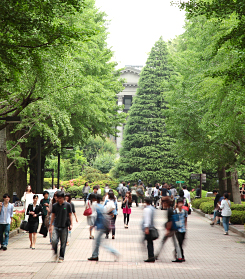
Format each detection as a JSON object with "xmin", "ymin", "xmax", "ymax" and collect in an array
[{"xmin": 117, "ymin": 95, "xmax": 124, "ymax": 150}]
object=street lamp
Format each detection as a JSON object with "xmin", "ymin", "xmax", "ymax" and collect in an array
[{"xmin": 57, "ymin": 147, "xmax": 73, "ymax": 189}]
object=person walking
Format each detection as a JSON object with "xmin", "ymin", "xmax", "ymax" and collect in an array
[
  {"xmin": 210, "ymin": 190, "xmax": 221, "ymax": 226},
  {"xmin": 82, "ymin": 182, "xmax": 90, "ymax": 204},
  {"xmin": 104, "ymin": 192, "xmax": 118, "ymax": 239},
  {"xmin": 0, "ymin": 194, "xmax": 14, "ymax": 251},
  {"xmin": 85, "ymin": 193, "xmax": 97, "ymax": 239},
  {"xmin": 88, "ymin": 195, "xmax": 119, "ymax": 261},
  {"xmin": 26, "ymin": 195, "xmax": 43, "ymax": 249},
  {"xmin": 21, "ymin": 185, "xmax": 33, "ymax": 220},
  {"xmin": 137, "ymin": 183, "xmax": 145, "ymax": 204},
  {"xmin": 47, "ymin": 192, "xmax": 58, "ymax": 244},
  {"xmin": 65, "ymin": 193, "xmax": 78, "ymax": 245},
  {"xmin": 39, "ymin": 191, "xmax": 50, "ymax": 238},
  {"xmin": 174, "ymin": 198, "xmax": 188, "ymax": 262},
  {"xmin": 153, "ymin": 185, "xmax": 160, "ymax": 208},
  {"xmin": 142, "ymin": 197, "xmax": 155, "ymax": 262},
  {"xmin": 49, "ymin": 191, "xmax": 73, "ymax": 262},
  {"xmin": 155, "ymin": 196, "xmax": 182, "ymax": 262},
  {"xmin": 131, "ymin": 183, "xmax": 138, "ymax": 207},
  {"xmin": 182, "ymin": 185, "xmax": 191, "ymax": 203},
  {"xmin": 217, "ymin": 192, "xmax": 232, "ymax": 235},
  {"xmin": 120, "ymin": 183, "xmax": 128, "ymax": 200},
  {"xmin": 122, "ymin": 191, "xmax": 132, "ymax": 229}
]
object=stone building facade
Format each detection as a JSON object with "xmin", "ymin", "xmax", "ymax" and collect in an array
[{"xmin": 115, "ymin": 66, "xmax": 142, "ymax": 150}]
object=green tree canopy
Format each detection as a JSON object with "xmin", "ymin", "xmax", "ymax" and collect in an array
[{"xmin": 117, "ymin": 37, "xmax": 195, "ymax": 184}]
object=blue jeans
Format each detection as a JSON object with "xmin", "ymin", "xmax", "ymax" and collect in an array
[
  {"xmin": 92, "ymin": 229, "xmax": 119, "ymax": 258},
  {"xmin": 0, "ymin": 224, "xmax": 10, "ymax": 247},
  {"xmin": 222, "ymin": 216, "xmax": 230, "ymax": 233},
  {"xmin": 52, "ymin": 227, "xmax": 68, "ymax": 260}
]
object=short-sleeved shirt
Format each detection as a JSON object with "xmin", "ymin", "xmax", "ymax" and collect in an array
[
  {"xmin": 161, "ymin": 188, "xmax": 167, "ymax": 196},
  {"xmin": 52, "ymin": 202, "xmax": 71, "ymax": 228},
  {"xmin": 40, "ymin": 198, "xmax": 50, "ymax": 216},
  {"xmin": 71, "ymin": 202, "xmax": 75, "ymax": 213},
  {"xmin": 175, "ymin": 208, "xmax": 188, "ymax": 233}
]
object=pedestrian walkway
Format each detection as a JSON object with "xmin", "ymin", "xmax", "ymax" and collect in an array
[{"xmin": 0, "ymin": 201, "xmax": 244, "ymax": 278}]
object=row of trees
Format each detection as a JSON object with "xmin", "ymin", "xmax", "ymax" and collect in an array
[
  {"xmin": 0, "ymin": 0, "xmax": 125, "ymax": 198},
  {"xmin": 116, "ymin": 1, "xmax": 244, "ymax": 202}
]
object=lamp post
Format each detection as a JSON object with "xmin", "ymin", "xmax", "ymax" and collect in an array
[
  {"xmin": 57, "ymin": 147, "xmax": 73, "ymax": 189},
  {"xmin": 0, "ymin": 116, "xmax": 21, "ymax": 197}
]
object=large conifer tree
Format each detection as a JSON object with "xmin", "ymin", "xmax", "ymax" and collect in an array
[{"xmin": 117, "ymin": 37, "xmax": 193, "ymax": 184}]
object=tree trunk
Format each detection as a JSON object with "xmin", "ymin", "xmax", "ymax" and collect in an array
[
  {"xmin": 6, "ymin": 124, "xmax": 28, "ymax": 201},
  {"xmin": 226, "ymin": 171, "xmax": 232, "ymax": 199},
  {"xmin": 0, "ymin": 128, "xmax": 8, "ymax": 198},
  {"xmin": 218, "ymin": 166, "xmax": 227, "ymax": 194},
  {"xmin": 30, "ymin": 146, "xmax": 37, "ymax": 193},
  {"xmin": 231, "ymin": 169, "xmax": 241, "ymax": 204}
]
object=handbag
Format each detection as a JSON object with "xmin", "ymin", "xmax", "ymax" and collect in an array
[
  {"xmin": 20, "ymin": 220, "xmax": 29, "ymax": 231},
  {"xmin": 216, "ymin": 209, "xmax": 222, "ymax": 217},
  {"xmin": 83, "ymin": 201, "xmax": 92, "ymax": 216},
  {"xmin": 149, "ymin": 227, "xmax": 159, "ymax": 240}
]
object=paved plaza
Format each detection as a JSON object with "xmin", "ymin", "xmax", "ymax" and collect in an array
[{"xmin": 0, "ymin": 201, "xmax": 245, "ymax": 279}]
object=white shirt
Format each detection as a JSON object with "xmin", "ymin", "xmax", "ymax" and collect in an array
[
  {"xmin": 153, "ymin": 188, "xmax": 159, "ymax": 197},
  {"xmin": 143, "ymin": 206, "xmax": 152, "ymax": 228},
  {"xmin": 183, "ymin": 189, "xmax": 191, "ymax": 202},
  {"xmin": 220, "ymin": 199, "xmax": 232, "ymax": 216}
]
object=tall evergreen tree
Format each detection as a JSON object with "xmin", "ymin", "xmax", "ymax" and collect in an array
[{"xmin": 117, "ymin": 37, "xmax": 194, "ymax": 184}]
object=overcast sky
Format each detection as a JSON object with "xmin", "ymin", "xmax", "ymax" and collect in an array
[{"xmin": 95, "ymin": 0, "xmax": 186, "ymax": 68}]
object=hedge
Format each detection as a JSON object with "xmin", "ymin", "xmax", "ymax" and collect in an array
[
  {"xmin": 11, "ymin": 210, "xmax": 25, "ymax": 231},
  {"xmin": 192, "ymin": 197, "xmax": 213, "ymax": 209},
  {"xmin": 199, "ymin": 201, "xmax": 215, "ymax": 214},
  {"xmin": 230, "ymin": 210, "xmax": 245, "ymax": 225}
]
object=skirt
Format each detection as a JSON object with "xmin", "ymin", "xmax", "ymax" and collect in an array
[
  {"xmin": 87, "ymin": 216, "xmax": 95, "ymax": 226},
  {"xmin": 28, "ymin": 221, "xmax": 39, "ymax": 233},
  {"xmin": 123, "ymin": 206, "xmax": 131, "ymax": 214}
]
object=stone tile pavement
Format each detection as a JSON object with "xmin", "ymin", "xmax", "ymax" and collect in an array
[{"xmin": 1, "ymin": 201, "xmax": 245, "ymax": 278}]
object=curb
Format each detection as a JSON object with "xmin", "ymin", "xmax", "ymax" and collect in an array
[
  {"xmin": 9, "ymin": 228, "xmax": 23, "ymax": 238},
  {"xmin": 193, "ymin": 208, "xmax": 245, "ymax": 238}
]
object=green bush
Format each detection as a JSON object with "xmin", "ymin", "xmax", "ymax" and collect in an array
[
  {"xmin": 44, "ymin": 178, "xmax": 58, "ymax": 189},
  {"xmin": 199, "ymin": 201, "xmax": 214, "ymax": 214},
  {"xmin": 10, "ymin": 211, "xmax": 25, "ymax": 231},
  {"xmin": 230, "ymin": 204, "xmax": 245, "ymax": 211},
  {"xmin": 192, "ymin": 197, "xmax": 213, "ymax": 209},
  {"xmin": 230, "ymin": 210, "xmax": 245, "ymax": 224},
  {"xmin": 67, "ymin": 186, "xmax": 80, "ymax": 198}
]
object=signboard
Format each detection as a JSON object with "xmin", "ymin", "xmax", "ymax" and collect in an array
[
  {"xmin": 191, "ymin": 174, "xmax": 206, "ymax": 183},
  {"xmin": 176, "ymin": 181, "xmax": 185, "ymax": 184}
]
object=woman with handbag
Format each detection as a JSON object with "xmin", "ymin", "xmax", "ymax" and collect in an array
[
  {"xmin": 84, "ymin": 193, "xmax": 97, "ymax": 239},
  {"xmin": 26, "ymin": 195, "xmax": 43, "ymax": 249},
  {"xmin": 122, "ymin": 191, "xmax": 132, "ymax": 229},
  {"xmin": 217, "ymin": 192, "xmax": 232, "ymax": 235}
]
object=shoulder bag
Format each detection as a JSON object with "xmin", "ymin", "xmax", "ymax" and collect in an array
[{"xmin": 83, "ymin": 201, "xmax": 92, "ymax": 216}]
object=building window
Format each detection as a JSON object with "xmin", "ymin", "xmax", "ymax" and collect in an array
[{"xmin": 124, "ymin": 96, "xmax": 132, "ymax": 110}]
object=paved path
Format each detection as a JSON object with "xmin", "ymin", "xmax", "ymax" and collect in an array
[{"xmin": 1, "ymin": 201, "xmax": 245, "ymax": 278}]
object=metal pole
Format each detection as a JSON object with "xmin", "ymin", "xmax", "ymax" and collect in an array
[
  {"xmin": 200, "ymin": 174, "xmax": 202, "ymax": 198},
  {"xmin": 37, "ymin": 137, "xmax": 41, "ymax": 194},
  {"xmin": 57, "ymin": 153, "xmax": 60, "ymax": 189}
]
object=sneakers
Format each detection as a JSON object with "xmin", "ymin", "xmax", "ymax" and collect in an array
[
  {"xmin": 144, "ymin": 257, "xmax": 155, "ymax": 263},
  {"xmin": 172, "ymin": 258, "xmax": 183, "ymax": 263},
  {"xmin": 224, "ymin": 232, "xmax": 229, "ymax": 235},
  {"xmin": 2, "ymin": 246, "xmax": 7, "ymax": 251},
  {"xmin": 88, "ymin": 257, "xmax": 99, "ymax": 261},
  {"xmin": 58, "ymin": 259, "xmax": 64, "ymax": 263}
]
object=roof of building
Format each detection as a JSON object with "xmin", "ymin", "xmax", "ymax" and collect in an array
[{"xmin": 120, "ymin": 66, "xmax": 141, "ymax": 76}]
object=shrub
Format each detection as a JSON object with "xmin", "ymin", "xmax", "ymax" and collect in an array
[
  {"xmin": 230, "ymin": 204, "xmax": 245, "ymax": 211},
  {"xmin": 67, "ymin": 186, "xmax": 80, "ymax": 198},
  {"xmin": 230, "ymin": 210, "xmax": 245, "ymax": 224},
  {"xmin": 199, "ymin": 201, "xmax": 214, "ymax": 214},
  {"xmin": 192, "ymin": 197, "xmax": 213, "ymax": 209},
  {"xmin": 10, "ymin": 210, "xmax": 25, "ymax": 231}
]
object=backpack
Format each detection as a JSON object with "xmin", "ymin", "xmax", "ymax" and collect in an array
[
  {"xmin": 121, "ymin": 187, "xmax": 127, "ymax": 197},
  {"xmin": 136, "ymin": 188, "xmax": 144, "ymax": 196}
]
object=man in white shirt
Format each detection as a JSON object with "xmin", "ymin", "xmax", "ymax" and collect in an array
[
  {"xmin": 182, "ymin": 186, "xmax": 191, "ymax": 202},
  {"xmin": 143, "ymin": 197, "xmax": 155, "ymax": 262}
]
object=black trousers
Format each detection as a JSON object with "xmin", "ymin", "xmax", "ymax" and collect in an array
[
  {"xmin": 176, "ymin": 231, "xmax": 185, "ymax": 259},
  {"xmin": 132, "ymin": 195, "xmax": 138, "ymax": 206},
  {"xmin": 123, "ymin": 213, "xmax": 130, "ymax": 225},
  {"xmin": 145, "ymin": 234, "xmax": 154, "ymax": 258},
  {"xmin": 40, "ymin": 215, "xmax": 48, "ymax": 237},
  {"xmin": 106, "ymin": 215, "xmax": 117, "ymax": 236}
]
